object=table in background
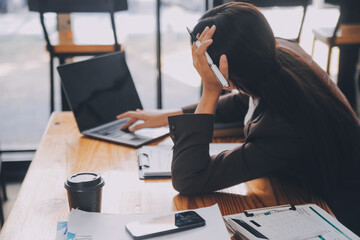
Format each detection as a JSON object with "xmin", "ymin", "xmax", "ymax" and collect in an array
[{"xmin": 0, "ymin": 112, "xmax": 332, "ymax": 239}]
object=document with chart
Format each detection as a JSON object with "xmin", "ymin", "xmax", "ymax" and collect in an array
[{"xmin": 223, "ymin": 204, "xmax": 359, "ymax": 240}]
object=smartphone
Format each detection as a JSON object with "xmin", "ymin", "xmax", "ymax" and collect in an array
[{"xmin": 125, "ymin": 210, "xmax": 206, "ymax": 240}]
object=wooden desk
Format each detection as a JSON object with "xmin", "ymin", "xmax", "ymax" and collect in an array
[{"xmin": 0, "ymin": 112, "xmax": 332, "ymax": 239}]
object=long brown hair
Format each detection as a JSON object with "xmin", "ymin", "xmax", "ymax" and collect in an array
[{"xmin": 192, "ymin": 2, "xmax": 360, "ymax": 196}]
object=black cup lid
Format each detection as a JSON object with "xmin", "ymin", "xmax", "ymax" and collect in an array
[{"xmin": 64, "ymin": 172, "xmax": 105, "ymax": 191}]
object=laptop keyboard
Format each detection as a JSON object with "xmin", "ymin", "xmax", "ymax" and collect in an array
[{"xmin": 91, "ymin": 121, "xmax": 127, "ymax": 138}]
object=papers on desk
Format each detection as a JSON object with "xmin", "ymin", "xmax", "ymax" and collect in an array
[
  {"xmin": 56, "ymin": 204, "xmax": 230, "ymax": 240},
  {"xmin": 223, "ymin": 204, "xmax": 360, "ymax": 240},
  {"xmin": 137, "ymin": 143, "xmax": 241, "ymax": 179},
  {"xmin": 56, "ymin": 222, "xmax": 69, "ymax": 240}
]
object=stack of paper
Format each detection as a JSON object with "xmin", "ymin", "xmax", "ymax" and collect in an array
[{"xmin": 56, "ymin": 204, "xmax": 230, "ymax": 240}]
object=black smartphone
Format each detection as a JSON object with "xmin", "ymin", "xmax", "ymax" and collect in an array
[{"xmin": 125, "ymin": 210, "xmax": 206, "ymax": 240}]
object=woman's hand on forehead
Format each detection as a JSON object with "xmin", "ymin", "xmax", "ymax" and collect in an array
[{"xmin": 191, "ymin": 25, "xmax": 233, "ymax": 93}]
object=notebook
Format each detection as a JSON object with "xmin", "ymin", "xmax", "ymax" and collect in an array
[
  {"xmin": 137, "ymin": 143, "xmax": 242, "ymax": 179},
  {"xmin": 57, "ymin": 52, "xmax": 168, "ymax": 148}
]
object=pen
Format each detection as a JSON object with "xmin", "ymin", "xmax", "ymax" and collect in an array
[
  {"xmin": 230, "ymin": 218, "xmax": 268, "ymax": 239},
  {"xmin": 244, "ymin": 204, "xmax": 296, "ymax": 217},
  {"xmin": 186, "ymin": 26, "xmax": 230, "ymax": 88}
]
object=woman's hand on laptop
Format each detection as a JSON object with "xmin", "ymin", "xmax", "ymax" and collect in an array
[{"xmin": 116, "ymin": 109, "xmax": 183, "ymax": 132}]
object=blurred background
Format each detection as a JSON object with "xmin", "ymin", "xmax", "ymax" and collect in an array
[{"xmin": 0, "ymin": 0, "xmax": 355, "ymax": 223}]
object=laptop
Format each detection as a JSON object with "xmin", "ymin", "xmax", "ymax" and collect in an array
[{"xmin": 57, "ymin": 52, "xmax": 169, "ymax": 148}]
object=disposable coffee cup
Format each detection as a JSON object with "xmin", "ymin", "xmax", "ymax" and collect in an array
[{"xmin": 64, "ymin": 172, "xmax": 105, "ymax": 212}]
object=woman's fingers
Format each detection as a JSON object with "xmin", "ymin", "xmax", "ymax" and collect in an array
[
  {"xmin": 203, "ymin": 25, "xmax": 216, "ymax": 41},
  {"xmin": 219, "ymin": 54, "xmax": 234, "ymax": 90},
  {"xmin": 196, "ymin": 39, "xmax": 213, "ymax": 54},
  {"xmin": 191, "ymin": 42, "xmax": 196, "ymax": 62},
  {"xmin": 120, "ymin": 118, "xmax": 138, "ymax": 130},
  {"xmin": 219, "ymin": 54, "xmax": 229, "ymax": 80},
  {"xmin": 191, "ymin": 25, "xmax": 224, "ymax": 93},
  {"xmin": 193, "ymin": 39, "xmax": 213, "ymax": 67},
  {"xmin": 117, "ymin": 111, "xmax": 144, "ymax": 120},
  {"xmin": 129, "ymin": 122, "xmax": 146, "ymax": 132},
  {"xmin": 117, "ymin": 110, "xmax": 146, "ymax": 130},
  {"xmin": 192, "ymin": 25, "xmax": 216, "ymax": 58},
  {"xmin": 191, "ymin": 25, "xmax": 215, "ymax": 49},
  {"xmin": 198, "ymin": 26, "xmax": 209, "ymax": 41},
  {"xmin": 198, "ymin": 25, "xmax": 216, "ymax": 42},
  {"xmin": 116, "ymin": 111, "xmax": 134, "ymax": 119}
]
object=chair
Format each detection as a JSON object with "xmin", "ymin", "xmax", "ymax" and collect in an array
[
  {"xmin": 28, "ymin": 0, "xmax": 128, "ymax": 112},
  {"xmin": 212, "ymin": 0, "xmax": 310, "ymax": 43},
  {"xmin": 311, "ymin": 18, "xmax": 360, "ymax": 74}
]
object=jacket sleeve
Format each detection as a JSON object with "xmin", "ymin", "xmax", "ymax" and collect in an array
[
  {"xmin": 182, "ymin": 92, "xmax": 249, "ymax": 123},
  {"xmin": 168, "ymin": 112, "xmax": 304, "ymax": 195}
]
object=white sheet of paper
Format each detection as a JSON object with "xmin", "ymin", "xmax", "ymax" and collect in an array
[
  {"xmin": 138, "ymin": 143, "xmax": 241, "ymax": 177},
  {"xmin": 208, "ymin": 143, "xmax": 242, "ymax": 155},
  {"xmin": 67, "ymin": 204, "xmax": 230, "ymax": 240}
]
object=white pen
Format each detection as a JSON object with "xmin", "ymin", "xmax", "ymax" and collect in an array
[{"xmin": 186, "ymin": 26, "xmax": 230, "ymax": 88}]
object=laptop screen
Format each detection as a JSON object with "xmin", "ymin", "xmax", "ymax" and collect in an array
[{"xmin": 58, "ymin": 52, "xmax": 143, "ymax": 132}]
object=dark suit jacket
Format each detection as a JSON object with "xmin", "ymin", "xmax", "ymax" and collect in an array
[
  {"xmin": 169, "ymin": 97, "xmax": 305, "ymax": 194},
  {"xmin": 168, "ymin": 39, "xmax": 360, "ymax": 234}
]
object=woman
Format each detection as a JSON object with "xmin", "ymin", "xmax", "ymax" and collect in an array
[{"xmin": 117, "ymin": 2, "xmax": 360, "ymax": 233}]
